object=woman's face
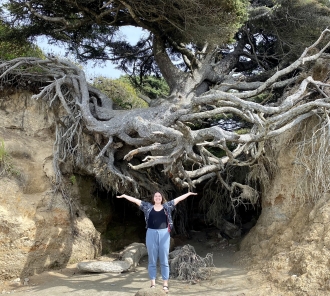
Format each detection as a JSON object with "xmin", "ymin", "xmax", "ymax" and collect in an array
[{"xmin": 153, "ymin": 192, "xmax": 163, "ymax": 205}]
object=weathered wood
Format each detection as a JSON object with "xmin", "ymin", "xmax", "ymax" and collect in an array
[{"xmin": 77, "ymin": 242, "xmax": 147, "ymax": 273}]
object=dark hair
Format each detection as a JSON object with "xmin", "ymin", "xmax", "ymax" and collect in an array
[{"xmin": 151, "ymin": 192, "xmax": 167, "ymax": 205}]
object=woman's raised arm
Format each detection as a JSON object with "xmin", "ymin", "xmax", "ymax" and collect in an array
[
  {"xmin": 117, "ymin": 194, "xmax": 142, "ymax": 207},
  {"xmin": 173, "ymin": 192, "xmax": 197, "ymax": 206}
]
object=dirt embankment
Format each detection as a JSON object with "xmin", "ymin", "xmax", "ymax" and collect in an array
[
  {"xmin": 0, "ymin": 92, "xmax": 101, "ymax": 280},
  {"xmin": 239, "ymin": 122, "xmax": 330, "ymax": 296}
]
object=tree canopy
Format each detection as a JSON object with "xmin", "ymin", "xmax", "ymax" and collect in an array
[
  {"xmin": 0, "ymin": 21, "xmax": 43, "ymax": 60},
  {"xmin": 1, "ymin": 0, "xmax": 330, "ymax": 231},
  {"xmin": 2, "ymin": 1, "xmax": 330, "ymax": 79},
  {"xmin": 92, "ymin": 76, "xmax": 148, "ymax": 109}
]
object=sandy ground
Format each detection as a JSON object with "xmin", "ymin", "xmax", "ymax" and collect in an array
[{"xmin": 0, "ymin": 233, "xmax": 269, "ymax": 296}]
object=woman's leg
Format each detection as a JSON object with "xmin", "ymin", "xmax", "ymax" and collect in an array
[
  {"xmin": 158, "ymin": 229, "xmax": 170, "ymax": 284},
  {"xmin": 146, "ymin": 229, "xmax": 158, "ymax": 284}
]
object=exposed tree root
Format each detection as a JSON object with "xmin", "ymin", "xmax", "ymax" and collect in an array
[
  {"xmin": 1, "ymin": 31, "xmax": 330, "ymax": 227},
  {"xmin": 169, "ymin": 244, "xmax": 214, "ymax": 282},
  {"xmin": 293, "ymin": 115, "xmax": 330, "ymax": 203}
]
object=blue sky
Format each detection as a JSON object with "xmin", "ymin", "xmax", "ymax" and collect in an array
[{"xmin": 36, "ymin": 26, "xmax": 144, "ymax": 80}]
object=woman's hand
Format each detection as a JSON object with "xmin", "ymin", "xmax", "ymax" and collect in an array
[
  {"xmin": 174, "ymin": 191, "xmax": 198, "ymax": 205},
  {"xmin": 116, "ymin": 194, "xmax": 142, "ymax": 206}
]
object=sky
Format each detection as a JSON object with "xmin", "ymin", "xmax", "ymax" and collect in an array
[{"xmin": 36, "ymin": 26, "xmax": 144, "ymax": 80}]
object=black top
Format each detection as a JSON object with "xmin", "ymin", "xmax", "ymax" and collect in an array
[{"xmin": 147, "ymin": 208, "xmax": 168, "ymax": 229}]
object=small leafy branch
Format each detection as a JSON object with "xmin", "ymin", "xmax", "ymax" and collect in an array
[
  {"xmin": 0, "ymin": 139, "xmax": 8, "ymax": 171},
  {"xmin": 0, "ymin": 139, "xmax": 20, "ymax": 177},
  {"xmin": 69, "ymin": 175, "xmax": 76, "ymax": 185}
]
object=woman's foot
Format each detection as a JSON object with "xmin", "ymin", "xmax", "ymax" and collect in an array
[
  {"xmin": 150, "ymin": 279, "xmax": 156, "ymax": 288},
  {"xmin": 163, "ymin": 286, "xmax": 169, "ymax": 293}
]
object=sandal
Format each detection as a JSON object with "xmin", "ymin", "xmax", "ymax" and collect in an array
[
  {"xmin": 150, "ymin": 285, "xmax": 155, "ymax": 288},
  {"xmin": 163, "ymin": 286, "xmax": 169, "ymax": 293}
]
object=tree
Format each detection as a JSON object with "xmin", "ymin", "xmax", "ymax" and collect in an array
[
  {"xmin": 1, "ymin": 0, "xmax": 330, "ymax": 230},
  {"xmin": 92, "ymin": 76, "xmax": 148, "ymax": 109},
  {"xmin": 124, "ymin": 75, "xmax": 170, "ymax": 101},
  {"xmin": 0, "ymin": 22, "xmax": 43, "ymax": 60}
]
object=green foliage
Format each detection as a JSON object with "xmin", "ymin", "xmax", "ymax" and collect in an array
[
  {"xmin": 92, "ymin": 77, "xmax": 148, "ymax": 109},
  {"xmin": 205, "ymin": 141, "xmax": 240, "ymax": 158},
  {"xmin": 206, "ymin": 147, "xmax": 227, "ymax": 158},
  {"xmin": 249, "ymin": 0, "xmax": 330, "ymax": 61},
  {"xmin": 2, "ymin": 0, "xmax": 249, "ymax": 70},
  {"xmin": 123, "ymin": 75, "xmax": 170, "ymax": 100},
  {"xmin": 170, "ymin": 0, "xmax": 249, "ymax": 45},
  {"xmin": 235, "ymin": 128, "xmax": 250, "ymax": 135},
  {"xmin": 69, "ymin": 175, "xmax": 77, "ymax": 185},
  {"xmin": 0, "ymin": 23, "xmax": 44, "ymax": 60},
  {"xmin": 0, "ymin": 41, "xmax": 44, "ymax": 60},
  {"xmin": 250, "ymin": 93, "xmax": 271, "ymax": 104},
  {"xmin": 0, "ymin": 139, "xmax": 7, "ymax": 164},
  {"xmin": 0, "ymin": 139, "xmax": 20, "ymax": 177}
]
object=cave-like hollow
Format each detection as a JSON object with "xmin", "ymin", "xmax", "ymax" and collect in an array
[{"xmin": 75, "ymin": 175, "xmax": 262, "ymax": 255}]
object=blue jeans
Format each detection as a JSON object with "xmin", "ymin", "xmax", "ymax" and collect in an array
[{"xmin": 146, "ymin": 228, "xmax": 170, "ymax": 280}]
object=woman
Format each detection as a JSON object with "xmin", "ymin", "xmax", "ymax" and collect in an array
[{"xmin": 117, "ymin": 191, "xmax": 197, "ymax": 293}]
